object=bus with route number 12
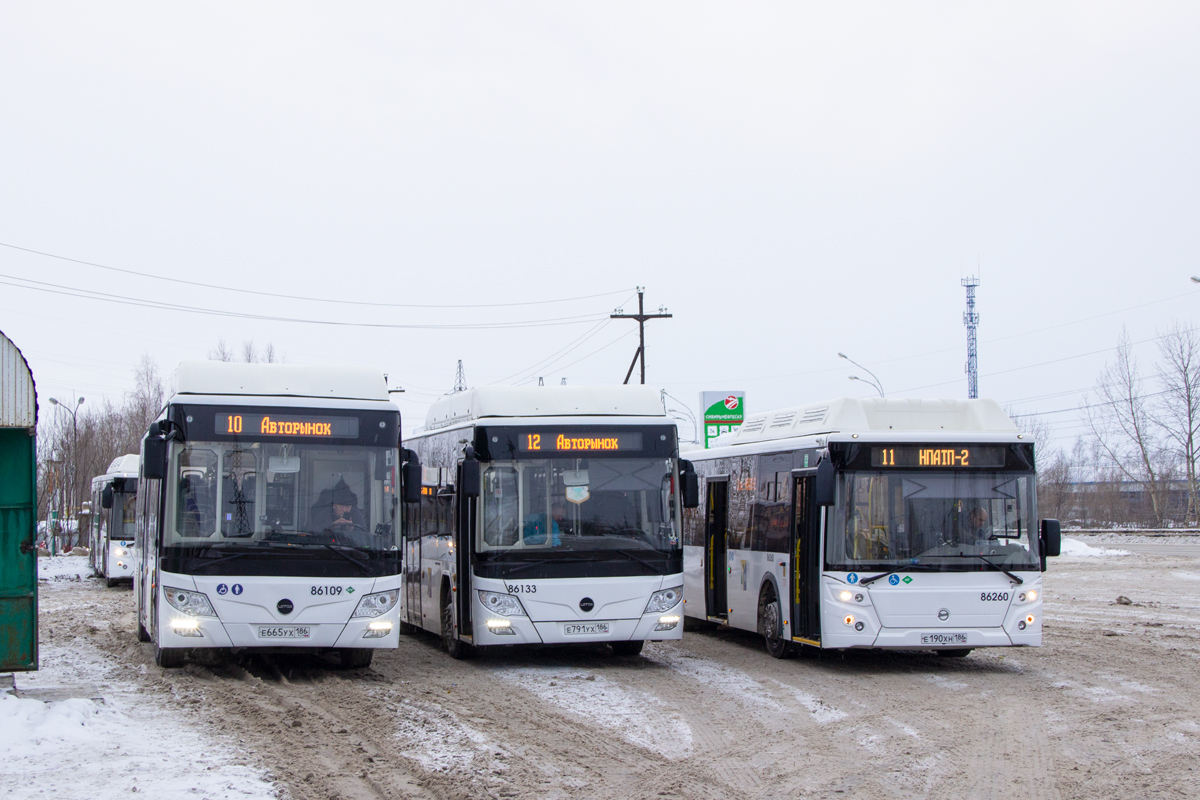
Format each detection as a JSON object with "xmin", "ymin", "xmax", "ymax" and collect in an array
[
  {"xmin": 681, "ymin": 397, "xmax": 1061, "ymax": 658},
  {"xmin": 134, "ymin": 361, "xmax": 422, "ymax": 668},
  {"xmin": 401, "ymin": 386, "xmax": 699, "ymax": 658}
]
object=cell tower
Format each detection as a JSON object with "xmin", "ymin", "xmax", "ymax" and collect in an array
[
  {"xmin": 451, "ymin": 360, "xmax": 468, "ymax": 394},
  {"xmin": 962, "ymin": 276, "xmax": 980, "ymax": 399}
]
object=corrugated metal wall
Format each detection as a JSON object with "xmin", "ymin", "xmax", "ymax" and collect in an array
[
  {"xmin": 0, "ymin": 332, "xmax": 36, "ymax": 428},
  {"xmin": 0, "ymin": 329, "xmax": 38, "ymax": 671}
]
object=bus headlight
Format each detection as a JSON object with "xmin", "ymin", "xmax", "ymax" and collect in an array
[
  {"xmin": 485, "ymin": 618, "xmax": 516, "ymax": 635},
  {"xmin": 839, "ymin": 590, "xmax": 853, "ymax": 602},
  {"xmin": 363, "ymin": 620, "xmax": 393, "ymax": 639},
  {"xmin": 655, "ymin": 614, "xmax": 680, "ymax": 631},
  {"xmin": 478, "ymin": 591, "xmax": 526, "ymax": 617},
  {"xmin": 352, "ymin": 589, "xmax": 399, "ymax": 618},
  {"xmin": 645, "ymin": 586, "xmax": 683, "ymax": 614},
  {"xmin": 164, "ymin": 587, "xmax": 216, "ymax": 617},
  {"xmin": 1018, "ymin": 590, "xmax": 1038, "ymax": 603},
  {"xmin": 113, "ymin": 547, "xmax": 126, "ymax": 557},
  {"xmin": 170, "ymin": 618, "xmax": 203, "ymax": 637}
]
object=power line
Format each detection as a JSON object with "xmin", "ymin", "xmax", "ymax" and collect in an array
[
  {"xmin": 611, "ymin": 287, "xmax": 672, "ymax": 385},
  {"xmin": 0, "ymin": 241, "xmax": 633, "ymax": 310},
  {"xmin": 0, "ymin": 274, "xmax": 609, "ymax": 330}
]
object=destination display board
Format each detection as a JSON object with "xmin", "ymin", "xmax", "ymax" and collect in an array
[
  {"xmin": 517, "ymin": 432, "xmax": 643, "ymax": 452},
  {"xmin": 870, "ymin": 445, "xmax": 1007, "ymax": 468},
  {"xmin": 213, "ymin": 412, "xmax": 359, "ymax": 439}
]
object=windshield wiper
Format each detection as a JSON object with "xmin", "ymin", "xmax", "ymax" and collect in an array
[
  {"xmin": 321, "ymin": 544, "xmax": 372, "ymax": 575},
  {"xmin": 611, "ymin": 548, "xmax": 661, "ymax": 571},
  {"xmin": 953, "ymin": 553, "xmax": 1024, "ymax": 585},
  {"xmin": 859, "ymin": 563, "xmax": 942, "ymax": 586},
  {"xmin": 502, "ymin": 556, "xmax": 594, "ymax": 576}
]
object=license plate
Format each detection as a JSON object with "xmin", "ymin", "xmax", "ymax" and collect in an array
[
  {"xmin": 921, "ymin": 632, "xmax": 968, "ymax": 645},
  {"xmin": 563, "ymin": 622, "xmax": 610, "ymax": 636},
  {"xmin": 258, "ymin": 626, "xmax": 311, "ymax": 639}
]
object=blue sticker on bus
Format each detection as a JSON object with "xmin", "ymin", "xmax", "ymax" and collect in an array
[
  {"xmin": 216, "ymin": 583, "xmax": 228, "ymax": 595},
  {"xmin": 847, "ymin": 573, "xmax": 858, "ymax": 584},
  {"xmin": 232, "ymin": 584, "xmax": 243, "ymax": 595},
  {"xmin": 888, "ymin": 574, "xmax": 900, "ymax": 586}
]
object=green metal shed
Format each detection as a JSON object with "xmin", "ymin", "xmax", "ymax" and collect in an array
[{"xmin": 0, "ymin": 329, "xmax": 37, "ymax": 671}]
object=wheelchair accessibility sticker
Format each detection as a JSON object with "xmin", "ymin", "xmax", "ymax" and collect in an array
[
  {"xmin": 216, "ymin": 584, "xmax": 228, "ymax": 595},
  {"xmin": 888, "ymin": 574, "xmax": 900, "ymax": 585}
]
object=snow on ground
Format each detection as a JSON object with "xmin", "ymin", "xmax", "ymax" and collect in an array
[
  {"xmin": 0, "ymin": 558, "xmax": 279, "ymax": 800},
  {"xmin": 1060, "ymin": 537, "xmax": 1132, "ymax": 557},
  {"xmin": 644, "ymin": 646, "xmax": 783, "ymax": 711}
]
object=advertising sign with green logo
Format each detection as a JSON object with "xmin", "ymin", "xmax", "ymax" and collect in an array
[{"xmin": 701, "ymin": 391, "xmax": 745, "ymax": 448}]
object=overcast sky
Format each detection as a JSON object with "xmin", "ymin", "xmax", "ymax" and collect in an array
[{"xmin": 3, "ymin": 3, "xmax": 1198, "ymax": 450}]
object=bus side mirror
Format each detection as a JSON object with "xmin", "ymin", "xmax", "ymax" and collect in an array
[
  {"xmin": 101, "ymin": 485, "xmax": 114, "ymax": 509},
  {"xmin": 1040, "ymin": 518, "xmax": 1061, "ymax": 567},
  {"xmin": 814, "ymin": 458, "xmax": 836, "ymax": 506},
  {"xmin": 142, "ymin": 433, "xmax": 167, "ymax": 480},
  {"xmin": 402, "ymin": 449, "xmax": 422, "ymax": 504},
  {"xmin": 679, "ymin": 459, "xmax": 700, "ymax": 509},
  {"xmin": 461, "ymin": 452, "xmax": 481, "ymax": 499}
]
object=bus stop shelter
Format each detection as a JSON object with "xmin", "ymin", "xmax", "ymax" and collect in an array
[{"xmin": 0, "ymin": 329, "xmax": 37, "ymax": 671}]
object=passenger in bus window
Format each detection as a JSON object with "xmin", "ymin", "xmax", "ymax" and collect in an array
[{"xmin": 524, "ymin": 501, "xmax": 564, "ymax": 546}]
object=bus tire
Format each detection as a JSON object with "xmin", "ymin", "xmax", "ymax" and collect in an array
[
  {"xmin": 106, "ymin": 577, "xmax": 117, "ymax": 588},
  {"xmin": 610, "ymin": 640, "xmax": 644, "ymax": 657},
  {"xmin": 337, "ymin": 648, "xmax": 373, "ymax": 669},
  {"xmin": 441, "ymin": 593, "xmax": 472, "ymax": 660},
  {"xmin": 137, "ymin": 621, "xmax": 151, "ymax": 643},
  {"xmin": 759, "ymin": 586, "xmax": 792, "ymax": 660},
  {"xmin": 398, "ymin": 620, "xmax": 419, "ymax": 635},
  {"xmin": 936, "ymin": 649, "xmax": 972, "ymax": 658},
  {"xmin": 154, "ymin": 645, "xmax": 186, "ymax": 669}
]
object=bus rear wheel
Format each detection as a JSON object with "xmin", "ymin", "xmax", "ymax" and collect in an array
[
  {"xmin": 337, "ymin": 649, "xmax": 373, "ymax": 669},
  {"xmin": 441, "ymin": 593, "xmax": 472, "ymax": 660},
  {"xmin": 936, "ymin": 649, "xmax": 972, "ymax": 658},
  {"xmin": 154, "ymin": 644, "xmax": 185, "ymax": 669},
  {"xmin": 610, "ymin": 640, "xmax": 644, "ymax": 657}
]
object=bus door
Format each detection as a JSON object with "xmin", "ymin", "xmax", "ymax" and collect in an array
[
  {"xmin": 705, "ymin": 478, "xmax": 729, "ymax": 620},
  {"xmin": 790, "ymin": 472, "xmax": 821, "ymax": 644},
  {"xmin": 403, "ymin": 498, "xmax": 422, "ymax": 627},
  {"xmin": 454, "ymin": 462, "xmax": 474, "ymax": 640}
]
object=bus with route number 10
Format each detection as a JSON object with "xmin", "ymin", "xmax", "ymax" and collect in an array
[
  {"xmin": 681, "ymin": 397, "xmax": 1061, "ymax": 658},
  {"xmin": 401, "ymin": 386, "xmax": 699, "ymax": 658},
  {"xmin": 134, "ymin": 361, "xmax": 422, "ymax": 668}
]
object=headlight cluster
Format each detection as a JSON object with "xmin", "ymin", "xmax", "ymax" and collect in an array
[
  {"xmin": 352, "ymin": 589, "xmax": 399, "ymax": 618},
  {"xmin": 163, "ymin": 587, "xmax": 215, "ymax": 616},
  {"xmin": 1016, "ymin": 589, "xmax": 1039, "ymax": 603},
  {"xmin": 478, "ymin": 590, "xmax": 526, "ymax": 617},
  {"xmin": 838, "ymin": 590, "xmax": 865, "ymax": 603},
  {"xmin": 645, "ymin": 586, "xmax": 683, "ymax": 614}
]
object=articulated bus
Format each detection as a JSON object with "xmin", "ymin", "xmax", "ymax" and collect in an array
[
  {"xmin": 402, "ymin": 386, "xmax": 698, "ymax": 658},
  {"xmin": 135, "ymin": 361, "xmax": 418, "ymax": 669},
  {"xmin": 89, "ymin": 454, "xmax": 139, "ymax": 587},
  {"xmin": 681, "ymin": 397, "xmax": 1061, "ymax": 658}
]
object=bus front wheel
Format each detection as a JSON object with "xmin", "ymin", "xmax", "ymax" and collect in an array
[
  {"xmin": 936, "ymin": 649, "xmax": 972, "ymax": 658},
  {"xmin": 759, "ymin": 588, "xmax": 793, "ymax": 660},
  {"xmin": 610, "ymin": 640, "xmax": 644, "ymax": 657},
  {"xmin": 441, "ymin": 593, "xmax": 472, "ymax": 660},
  {"xmin": 337, "ymin": 649, "xmax": 373, "ymax": 669},
  {"xmin": 154, "ymin": 644, "xmax": 185, "ymax": 669}
]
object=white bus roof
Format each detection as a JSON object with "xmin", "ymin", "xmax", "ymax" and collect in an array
[
  {"xmin": 424, "ymin": 386, "xmax": 666, "ymax": 430},
  {"xmin": 711, "ymin": 397, "xmax": 1017, "ymax": 448},
  {"xmin": 170, "ymin": 361, "xmax": 391, "ymax": 403},
  {"xmin": 92, "ymin": 454, "xmax": 139, "ymax": 487}
]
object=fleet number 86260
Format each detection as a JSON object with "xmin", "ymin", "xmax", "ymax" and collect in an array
[{"xmin": 981, "ymin": 592, "xmax": 1009, "ymax": 602}]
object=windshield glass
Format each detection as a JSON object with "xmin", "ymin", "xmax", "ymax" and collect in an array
[
  {"xmin": 827, "ymin": 471, "xmax": 1039, "ymax": 570},
  {"xmin": 166, "ymin": 440, "xmax": 399, "ymax": 551},
  {"xmin": 113, "ymin": 492, "xmax": 137, "ymax": 539},
  {"xmin": 479, "ymin": 458, "xmax": 680, "ymax": 558}
]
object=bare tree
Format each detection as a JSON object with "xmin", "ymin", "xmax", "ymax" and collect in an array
[
  {"xmin": 210, "ymin": 339, "xmax": 234, "ymax": 362},
  {"xmin": 242, "ymin": 339, "xmax": 258, "ymax": 363},
  {"xmin": 1083, "ymin": 328, "xmax": 1175, "ymax": 526},
  {"xmin": 209, "ymin": 338, "xmax": 280, "ymax": 363},
  {"xmin": 1152, "ymin": 322, "xmax": 1200, "ymax": 525}
]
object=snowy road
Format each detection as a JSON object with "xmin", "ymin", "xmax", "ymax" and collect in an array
[{"xmin": 8, "ymin": 550, "xmax": 1200, "ymax": 800}]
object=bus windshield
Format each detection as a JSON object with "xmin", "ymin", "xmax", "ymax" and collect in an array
[
  {"xmin": 479, "ymin": 458, "xmax": 681, "ymax": 558},
  {"xmin": 113, "ymin": 492, "xmax": 137, "ymax": 539},
  {"xmin": 827, "ymin": 471, "xmax": 1039, "ymax": 571},
  {"xmin": 166, "ymin": 440, "xmax": 398, "ymax": 551}
]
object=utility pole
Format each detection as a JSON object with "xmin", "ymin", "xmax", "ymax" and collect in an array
[
  {"xmin": 962, "ymin": 276, "xmax": 980, "ymax": 399},
  {"xmin": 610, "ymin": 287, "xmax": 672, "ymax": 385}
]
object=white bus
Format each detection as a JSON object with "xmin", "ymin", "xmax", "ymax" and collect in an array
[
  {"xmin": 89, "ymin": 454, "xmax": 139, "ymax": 587},
  {"xmin": 681, "ymin": 398, "xmax": 1061, "ymax": 658},
  {"xmin": 134, "ymin": 361, "xmax": 421, "ymax": 669},
  {"xmin": 402, "ymin": 386, "xmax": 699, "ymax": 658}
]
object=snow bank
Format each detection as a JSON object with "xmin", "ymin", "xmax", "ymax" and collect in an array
[
  {"xmin": 1060, "ymin": 537, "xmax": 1132, "ymax": 557},
  {"xmin": 37, "ymin": 555, "xmax": 93, "ymax": 583}
]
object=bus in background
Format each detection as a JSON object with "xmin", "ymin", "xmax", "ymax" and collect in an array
[
  {"xmin": 135, "ymin": 361, "xmax": 421, "ymax": 669},
  {"xmin": 681, "ymin": 398, "xmax": 1060, "ymax": 658},
  {"xmin": 89, "ymin": 454, "xmax": 139, "ymax": 587},
  {"xmin": 403, "ymin": 386, "xmax": 699, "ymax": 659}
]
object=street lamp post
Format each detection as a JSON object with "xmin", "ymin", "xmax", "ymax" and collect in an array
[
  {"xmin": 48, "ymin": 396, "xmax": 84, "ymax": 551},
  {"xmin": 838, "ymin": 353, "xmax": 885, "ymax": 398}
]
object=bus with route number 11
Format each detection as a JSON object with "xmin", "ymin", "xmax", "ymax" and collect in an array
[
  {"xmin": 401, "ymin": 386, "xmax": 699, "ymax": 658},
  {"xmin": 681, "ymin": 397, "xmax": 1061, "ymax": 658}
]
